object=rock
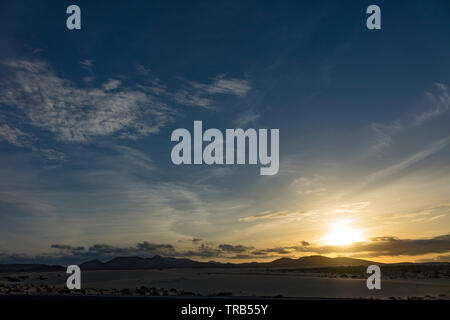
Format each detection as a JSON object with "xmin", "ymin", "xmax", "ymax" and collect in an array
[
  {"xmin": 216, "ymin": 292, "xmax": 232, "ymax": 297},
  {"xmin": 59, "ymin": 288, "xmax": 71, "ymax": 294},
  {"xmin": 120, "ymin": 288, "xmax": 132, "ymax": 295},
  {"xmin": 135, "ymin": 286, "xmax": 149, "ymax": 295},
  {"xmin": 3, "ymin": 276, "xmax": 21, "ymax": 282},
  {"xmin": 169, "ymin": 288, "xmax": 178, "ymax": 296}
]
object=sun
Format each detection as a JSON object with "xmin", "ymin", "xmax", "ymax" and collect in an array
[{"xmin": 323, "ymin": 221, "xmax": 363, "ymax": 246}]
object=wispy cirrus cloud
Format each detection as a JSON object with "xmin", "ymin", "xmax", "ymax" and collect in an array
[
  {"xmin": 191, "ymin": 76, "xmax": 251, "ymax": 96},
  {"xmin": 369, "ymin": 83, "xmax": 449, "ymax": 154},
  {"xmin": 174, "ymin": 75, "xmax": 251, "ymax": 108},
  {"xmin": 0, "ymin": 59, "xmax": 252, "ymax": 154},
  {"xmin": 350, "ymin": 136, "xmax": 450, "ymax": 196},
  {"xmin": 376, "ymin": 203, "xmax": 450, "ymax": 222},
  {"xmin": 0, "ymin": 122, "xmax": 31, "ymax": 147},
  {"xmin": 79, "ymin": 59, "xmax": 94, "ymax": 72},
  {"xmin": 330, "ymin": 202, "xmax": 370, "ymax": 214},
  {"xmin": 0, "ymin": 59, "xmax": 174, "ymax": 144},
  {"xmin": 0, "ymin": 118, "xmax": 65, "ymax": 160},
  {"xmin": 370, "ymin": 121, "xmax": 403, "ymax": 154},
  {"xmin": 416, "ymin": 83, "xmax": 449, "ymax": 124},
  {"xmin": 233, "ymin": 108, "xmax": 260, "ymax": 127},
  {"xmin": 291, "ymin": 174, "xmax": 326, "ymax": 196},
  {"xmin": 174, "ymin": 90, "xmax": 213, "ymax": 108},
  {"xmin": 239, "ymin": 210, "xmax": 311, "ymax": 222}
]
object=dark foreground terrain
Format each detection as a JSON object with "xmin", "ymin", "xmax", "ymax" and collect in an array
[{"xmin": 1, "ymin": 264, "xmax": 449, "ymax": 300}]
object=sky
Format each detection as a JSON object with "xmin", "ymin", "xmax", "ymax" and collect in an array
[{"xmin": 0, "ymin": 0, "xmax": 449, "ymax": 265}]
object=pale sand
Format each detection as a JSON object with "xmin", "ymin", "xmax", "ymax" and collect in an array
[{"xmin": 2, "ymin": 268, "xmax": 449, "ymax": 298}]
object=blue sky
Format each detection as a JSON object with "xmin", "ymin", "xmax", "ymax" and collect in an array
[{"xmin": 0, "ymin": 0, "xmax": 449, "ymax": 264}]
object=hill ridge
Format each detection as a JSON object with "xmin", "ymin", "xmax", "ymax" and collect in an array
[{"xmin": 78, "ymin": 254, "xmax": 380, "ymax": 270}]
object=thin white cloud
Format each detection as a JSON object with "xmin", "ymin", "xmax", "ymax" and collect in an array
[
  {"xmin": 174, "ymin": 75, "xmax": 251, "ymax": 108},
  {"xmin": 430, "ymin": 214, "xmax": 446, "ymax": 221},
  {"xmin": 0, "ymin": 123, "xmax": 31, "ymax": 147},
  {"xmin": 330, "ymin": 202, "xmax": 370, "ymax": 214},
  {"xmin": 239, "ymin": 210, "xmax": 310, "ymax": 222},
  {"xmin": 364, "ymin": 136, "xmax": 450, "ymax": 187},
  {"xmin": 416, "ymin": 83, "xmax": 449, "ymax": 124},
  {"xmin": 135, "ymin": 64, "xmax": 167, "ymax": 95},
  {"xmin": 102, "ymin": 79, "xmax": 121, "ymax": 91},
  {"xmin": 370, "ymin": 121, "xmax": 402, "ymax": 154},
  {"xmin": 291, "ymin": 174, "xmax": 326, "ymax": 196},
  {"xmin": 109, "ymin": 144, "xmax": 155, "ymax": 172},
  {"xmin": 0, "ymin": 59, "xmax": 173, "ymax": 143},
  {"xmin": 79, "ymin": 59, "xmax": 94, "ymax": 72},
  {"xmin": 368, "ymin": 83, "xmax": 449, "ymax": 154},
  {"xmin": 0, "ymin": 119, "xmax": 65, "ymax": 160},
  {"xmin": 174, "ymin": 90, "xmax": 213, "ymax": 108},
  {"xmin": 377, "ymin": 203, "xmax": 450, "ymax": 221},
  {"xmin": 339, "ymin": 136, "xmax": 450, "ymax": 199},
  {"xmin": 234, "ymin": 108, "xmax": 260, "ymax": 127},
  {"xmin": 136, "ymin": 64, "xmax": 151, "ymax": 76},
  {"xmin": 191, "ymin": 76, "xmax": 251, "ymax": 96}
]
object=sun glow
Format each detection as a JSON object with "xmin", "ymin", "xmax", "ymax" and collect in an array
[{"xmin": 323, "ymin": 221, "xmax": 363, "ymax": 246}]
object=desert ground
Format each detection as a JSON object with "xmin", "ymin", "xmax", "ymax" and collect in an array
[{"xmin": 1, "ymin": 268, "xmax": 449, "ymax": 299}]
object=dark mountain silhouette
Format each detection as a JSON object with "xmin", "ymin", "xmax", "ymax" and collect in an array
[
  {"xmin": 80, "ymin": 255, "xmax": 207, "ymax": 270},
  {"xmin": 83, "ymin": 255, "xmax": 206, "ymax": 270},
  {"xmin": 0, "ymin": 264, "xmax": 65, "ymax": 273},
  {"xmin": 261, "ymin": 255, "xmax": 377, "ymax": 268},
  {"xmin": 77, "ymin": 259, "xmax": 103, "ymax": 269},
  {"xmin": 3, "ymin": 255, "xmax": 445, "ymax": 273},
  {"xmin": 79, "ymin": 255, "xmax": 379, "ymax": 270}
]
